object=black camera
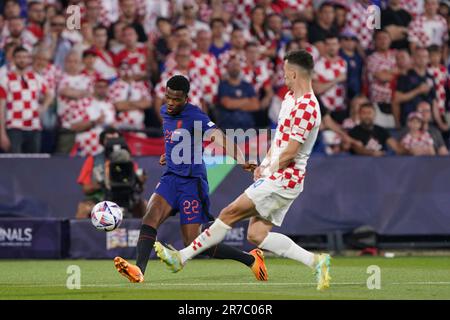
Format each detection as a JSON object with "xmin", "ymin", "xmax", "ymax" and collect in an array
[{"xmin": 103, "ymin": 137, "xmax": 144, "ymax": 216}]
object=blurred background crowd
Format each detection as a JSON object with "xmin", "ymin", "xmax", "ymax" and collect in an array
[{"xmin": 0, "ymin": 0, "xmax": 449, "ymax": 157}]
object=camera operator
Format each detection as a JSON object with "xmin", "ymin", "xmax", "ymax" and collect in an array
[{"xmin": 76, "ymin": 127, "xmax": 147, "ymax": 219}]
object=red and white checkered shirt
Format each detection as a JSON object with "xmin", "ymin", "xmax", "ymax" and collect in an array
[
  {"xmin": 345, "ymin": 1, "xmax": 374, "ymax": 50},
  {"xmin": 0, "ymin": 71, "xmax": 47, "ymax": 131},
  {"xmin": 154, "ymin": 68, "xmax": 203, "ymax": 107},
  {"xmin": 92, "ymin": 48, "xmax": 118, "ymax": 81},
  {"xmin": 401, "ymin": 131, "xmax": 434, "ymax": 151},
  {"xmin": 0, "ymin": 30, "xmax": 36, "ymax": 52},
  {"xmin": 234, "ymin": 0, "xmax": 256, "ymax": 29},
  {"xmin": 191, "ymin": 50, "xmax": 220, "ymax": 105},
  {"xmin": 109, "ymin": 79, "xmax": 151, "ymax": 130},
  {"xmin": 36, "ymin": 63, "xmax": 63, "ymax": 97},
  {"xmin": 57, "ymin": 73, "xmax": 94, "ymax": 129},
  {"xmin": 242, "ymin": 59, "xmax": 273, "ymax": 93},
  {"xmin": 262, "ymin": 91, "xmax": 321, "ymax": 189},
  {"xmin": 367, "ymin": 50, "xmax": 397, "ymax": 104},
  {"xmin": 280, "ymin": 0, "xmax": 312, "ymax": 11},
  {"xmin": 408, "ymin": 14, "xmax": 448, "ymax": 47},
  {"xmin": 114, "ymin": 43, "xmax": 148, "ymax": 78},
  {"xmin": 428, "ymin": 65, "xmax": 448, "ymax": 115},
  {"xmin": 74, "ymin": 97, "xmax": 117, "ymax": 157},
  {"xmin": 314, "ymin": 56, "xmax": 347, "ymax": 112},
  {"xmin": 400, "ymin": 0, "xmax": 423, "ymax": 18}
]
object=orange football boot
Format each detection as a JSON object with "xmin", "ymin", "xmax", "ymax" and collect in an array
[
  {"xmin": 249, "ymin": 249, "xmax": 268, "ymax": 281},
  {"xmin": 114, "ymin": 256, "xmax": 144, "ymax": 283}
]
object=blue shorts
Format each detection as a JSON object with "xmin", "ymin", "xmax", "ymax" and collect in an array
[{"xmin": 155, "ymin": 172, "xmax": 213, "ymax": 225}]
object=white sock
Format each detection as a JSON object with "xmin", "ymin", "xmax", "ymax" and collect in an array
[
  {"xmin": 259, "ymin": 232, "xmax": 315, "ymax": 268},
  {"xmin": 179, "ymin": 219, "xmax": 232, "ymax": 264}
]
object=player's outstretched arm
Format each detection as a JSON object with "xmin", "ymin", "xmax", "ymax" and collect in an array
[{"xmin": 207, "ymin": 128, "xmax": 256, "ymax": 172}]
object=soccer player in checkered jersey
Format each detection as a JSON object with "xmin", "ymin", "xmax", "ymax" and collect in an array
[
  {"xmin": 113, "ymin": 75, "xmax": 268, "ymax": 283},
  {"xmin": 0, "ymin": 46, "xmax": 53, "ymax": 153},
  {"xmin": 155, "ymin": 50, "xmax": 332, "ymax": 291}
]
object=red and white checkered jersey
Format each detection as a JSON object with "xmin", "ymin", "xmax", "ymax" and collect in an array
[
  {"xmin": 0, "ymin": 30, "xmax": 36, "ymax": 52},
  {"xmin": 36, "ymin": 63, "xmax": 63, "ymax": 96},
  {"xmin": 191, "ymin": 50, "xmax": 220, "ymax": 105},
  {"xmin": 57, "ymin": 73, "xmax": 94, "ymax": 129},
  {"xmin": 280, "ymin": 0, "xmax": 312, "ymax": 11},
  {"xmin": 154, "ymin": 68, "xmax": 203, "ymax": 107},
  {"xmin": 408, "ymin": 14, "xmax": 448, "ymax": 47},
  {"xmin": 314, "ymin": 56, "xmax": 347, "ymax": 112},
  {"xmin": 109, "ymin": 79, "xmax": 151, "ymax": 130},
  {"xmin": 0, "ymin": 71, "xmax": 47, "ymax": 131},
  {"xmin": 262, "ymin": 91, "xmax": 321, "ymax": 189},
  {"xmin": 92, "ymin": 49, "xmax": 118, "ymax": 81},
  {"xmin": 217, "ymin": 49, "xmax": 247, "ymax": 79},
  {"xmin": 242, "ymin": 59, "xmax": 273, "ymax": 93},
  {"xmin": 114, "ymin": 43, "xmax": 148, "ymax": 78},
  {"xmin": 367, "ymin": 50, "xmax": 397, "ymax": 104},
  {"xmin": 74, "ymin": 97, "xmax": 117, "ymax": 157},
  {"xmin": 344, "ymin": 1, "xmax": 374, "ymax": 50},
  {"xmin": 234, "ymin": 0, "xmax": 256, "ymax": 29},
  {"xmin": 400, "ymin": 0, "xmax": 423, "ymax": 18},
  {"xmin": 428, "ymin": 65, "xmax": 448, "ymax": 115},
  {"xmin": 401, "ymin": 131, "xmax": 434, "ymax": 151}
]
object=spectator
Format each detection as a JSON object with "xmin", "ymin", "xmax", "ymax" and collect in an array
[
  {"xmin": 1, "ymin": 16, "xmax": 35, "ymax": 51},
  {"xmin": 114, "ymin": 25, "xmax": 149, "ymax": 83},
  {"xmin": 381, "ymin": 0, "xmax": 412, "ymax": 50},
  {"xmin": 349, "ymin": 103, "xmax": 405, "ymax": 156},
  {"xmin": 109, "ymin": 64, "xmax": 152, "ymax": 135},
  {"xmin": 414, "ymin": 100, "xmax": 450, "ymax": 154},
  {"xmin": 266, "ymin": 13, "xmax": 289, "ymax": 59},
  {"xmin": 72, "ymin": 78, "xmax": 117, "ymax": 157},
  {"xmin": 216, "ymin": 55, "xmax": 260, "ymax": 131},
  {"xmin": 342, "ymin": 94, "xmax": 370, "ymax": 130},
  {"xmin": 177, "ymin": 0, "xmax": 209, "ymax": 38},
  {"xmin": 427, "ymin": 45, "xmax": 448, "ymax": 116},
  {"xmin": 0, "ymin": 41, "xmax": 18, "ymax": 76},
  {"xmin": 217, "ymin": 28, "xmax": 248, "ymax": 78},
  {"xmin": 0, "ymin": 47, "xmax": 53, "ymax": 153},
  {"xmin": 409, "ymin": 0, "xmax": 448, "ymax": 57},
  {"xmin": 26, "ymin": 1, "xmax": 46, "ymax": 45},
  {"xmin": 42, "ymin": 14, "xmax": 72, "ymax": 69},
  {"xmin": 400, "ymin": 111, "xmax": 436, "ymax": 155},
  {"xmin": 90, "ymin": 25, "xmax": 118, "ymax": 82},
  {"xmin": 393, "ymin": 47, "xmax": 438, "ymax": 127},
  {"xmin": 56, "ymin": 51, "xmax": 94, "ymax": 154},
  {"xmin": 117, "ymin": 0, "xmax": 147, "ymax": 42},
  {"xmin": 109, "ymin": 21, "xmax": 126, "ymax": 54},
  {"xmin": 367, "ymin": 29, "xmax": 398, "ymax": 128},
  {"xmin": 344, "ymin": 0, "xmax": 375, "ymax": 51},
  {"xmin": 71, "ymin": 21, "xmax": 95, "ymax": 56},
  {"xmin": 209, "ymin": 18, "xmax": 231, "ymax": 59},
  {"xmin": 81, "ymin": 49, "xmax": 101, "ymax": 83},
  {"xmin": 32, "ymin": 46, "xmax": 62, "ymax": 103},
  {"xmin": 247, "ymin": 6, "xmax": 270, "ymax": 50},
  {"xmin": 313, "ymin": 34, "xmax": 347, "ymax": 122},
  {"xmin": 290, "ymin": 19, "xmax": 320, "ymax": 62},
  {"xmin": 339, "ymin": 29, "xmax": 363, "ymax": 101},
  {"xmin": 308, "ymin": 2, "xmax": 338, "ymax": 56},
  {"xmin": 3, "ymin": 0, "xmax": 21, "ymax": 20},
  {"xmin": 153, "ymin": 17, "xmax": 172, "ymax": 72},
  {"xmin": 84, "ymin": 0, "xmax": 102, "ymax": 28},
  {"xmin": 154, "ymin": 41, "xmax": 204, "ymax": 119}
]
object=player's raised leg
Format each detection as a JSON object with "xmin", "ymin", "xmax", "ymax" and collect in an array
[
  {"xmin": 115, "ymin": 193, "xmax": 173, "ymax": 283},
  {"xmin": 155, "ymin": 193, "xmax": 258, "ymax": 272}
]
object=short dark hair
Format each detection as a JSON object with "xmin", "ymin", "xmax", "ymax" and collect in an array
[
  {"xmin": 82, "ymin": 49, "xmax": 96, "ymax": 58},
  {"xmin": 373, "ymin": 28, "xmax": 390, "ymax": 39},
  {"xmin": 291, "ymin": 18, "xmax": 307, "ymax": 27},
  {"xmin": 210, "ymin": 17, "xmax": 225, "ymax": 28},
  {"xmin": 13, "ymin": 46, "xmax": 28, "ymax": 56},
  {"xmin": 156, "ymin": 16, "xmax": 170, "ymax": 25},
  {"xmin": 167, "ymin": 75, "xmax": 190, "ymax": 96},
  {"xmin": 284, "ymin": 49, "xmax": 314, "ymax": 73},
  {"xmin": 99, "ymin": 127, "xmax": 121, "ymax": 146},
  {"xmin": 428, "ymin": 44, "xmax": 441, "ymax": 54},
  {"xmin": 324, "ymin": 33, "xmax": 339, "ymax": 42},
  {"xmin": 360, "ymin": 102, "xmax": 375, "ymax": 110},
  {"xmin": 174, "ymin": 24, "xmax": 188, "ymax": 33},
  {"xmin": 93, "ymin": 25, "xmax": 108, "ymax": 33},
  {"xmin": 319, "ymin": 1, "xmax": 335, "ymax": 11}
]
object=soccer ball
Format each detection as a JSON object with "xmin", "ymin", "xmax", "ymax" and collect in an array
[{"xmin": 91, "ymin": 201, "xmax": 123, "ymax": 232}]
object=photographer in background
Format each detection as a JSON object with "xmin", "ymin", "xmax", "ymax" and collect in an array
[{"xmin": 76, "ymin": 127, "xmax": 147, "ymax": 219}]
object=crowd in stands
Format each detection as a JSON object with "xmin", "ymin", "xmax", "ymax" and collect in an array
[{"xmin": 0, "ymin": 0, "xmax": 449, "ymax": 157}]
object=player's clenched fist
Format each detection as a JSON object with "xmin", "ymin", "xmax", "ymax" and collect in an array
[{"xmin": 159, "ymin": 153, "xmax": 166, "ymax": 165}]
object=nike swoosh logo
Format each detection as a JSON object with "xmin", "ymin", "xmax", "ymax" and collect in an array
[{"xmin": 187, "ymin": 217, "xmax": 196, "ymax": 221}]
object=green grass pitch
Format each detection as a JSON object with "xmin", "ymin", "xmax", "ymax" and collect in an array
[{"xmin": 1, "ymin": 257, "xmax": 449, "ymax": 300}]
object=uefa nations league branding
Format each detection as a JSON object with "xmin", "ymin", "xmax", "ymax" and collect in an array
[{"xmin": 0, "ymin": 227, "xmax": 33, "ymax": 246}]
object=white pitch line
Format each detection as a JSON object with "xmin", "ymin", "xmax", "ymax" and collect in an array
[{"xmin": 2, "ymin": 281, "xmax": 450, "ymax": 288}]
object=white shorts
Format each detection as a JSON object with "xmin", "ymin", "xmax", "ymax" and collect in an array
[{"xmin": 244, "ymin": 178, "xmax": 304, "ymax": 226}]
